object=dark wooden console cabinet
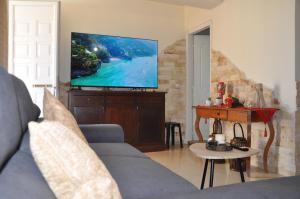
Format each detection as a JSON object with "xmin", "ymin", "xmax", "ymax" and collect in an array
[{"xmin": 68, "ymin": 90, "xmax": 166, "ymax": 152}]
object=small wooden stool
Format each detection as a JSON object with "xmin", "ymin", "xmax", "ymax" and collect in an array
[{"xmin": 165, "ymin": 122, "xmax": 183, "ymax": 148}]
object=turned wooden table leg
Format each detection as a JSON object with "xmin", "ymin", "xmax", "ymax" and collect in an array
[
  {"xmin": 246, "ymin": 122, "xmax": 252, "ymax": 176},
  {"xmin": 263, "ymin": 120, "xmax": 275, "ymax": 173},
  {"xmin": 194, "ymin": 114, "xmax": 204, "ymax": 142}
]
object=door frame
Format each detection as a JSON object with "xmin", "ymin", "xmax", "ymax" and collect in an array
[{"xmin": 185, "ymin": 20, "xmax": 212, "ymax": 142}]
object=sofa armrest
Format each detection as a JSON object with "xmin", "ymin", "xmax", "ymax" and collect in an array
[{"xmin": 79, "ymin": 124, "xmax": 124, "ymax": 143}]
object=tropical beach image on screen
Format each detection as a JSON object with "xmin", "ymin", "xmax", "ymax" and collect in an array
[{"xmin": 70, "ymin": 32, "xmax": 158, "ymax": 88}]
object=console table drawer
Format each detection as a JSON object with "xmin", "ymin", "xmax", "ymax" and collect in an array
[
  {"xmin": 227, "ymin": 111, "xmax": 249, "ymax": 122},
  {"xmin": 197, "ymin": 109, "xmax": 227, "ymax": 119}
]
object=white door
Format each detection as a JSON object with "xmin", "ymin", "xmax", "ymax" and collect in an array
[
  {"xmin": 8, "ymin": 1, "xmax": 59, "ymax": 114},
  {"xmin": 192, "ymin": 35, "xmax": 210, "ymax": 140}
]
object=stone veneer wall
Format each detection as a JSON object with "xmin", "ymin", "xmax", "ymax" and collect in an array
[
  {"xmin": 158, "ymin": 39, "xmax": 186, "ymax": 131},
  {"xmin": 0, "ymin": 0, "xmax": 8, "ymax": 69},
  {"xmin": 211, "ymin": 51, "xmax": 295, "ymax": 175}
]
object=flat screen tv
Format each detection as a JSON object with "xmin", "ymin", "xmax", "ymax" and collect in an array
[{"xmin": 70, "ymin": 32, "xmax": 158, "ymax": 88}]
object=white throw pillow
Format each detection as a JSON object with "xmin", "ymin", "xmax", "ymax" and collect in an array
[
  {"xmin": 43, "ymin": 88, "xmax": 87, "ymax": 143},
  {"xmin": 29, "ymin": 120, "xmax": 122, "ymax": 199}
]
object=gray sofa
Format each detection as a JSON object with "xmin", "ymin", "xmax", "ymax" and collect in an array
[{"xmin": 0, "ymin": 67, "xmax": 299, "ymax": 199}]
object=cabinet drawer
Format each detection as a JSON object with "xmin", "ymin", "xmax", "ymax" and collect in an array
[
  {"xmin": 73, "ymin": 107, "xmax": 105, "ymax": 124},
  {"xmin": 137, "ymin": 96, "xmax": 164, "ymax": 104},
  {"xmin": 71, "ymin": 96, "xmax": 104, "ymax": 107},
  {"xmin": 106, "ymin": 96, "xmax": 135, "ymax": 104},
  {"xmin": 196, "ymin": 109, "xmax": 227, "ymax": 119}
]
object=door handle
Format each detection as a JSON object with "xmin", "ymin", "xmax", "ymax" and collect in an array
[{"xmin": 32, "ymin": 84, "xmax": 53, "ymax": 88}]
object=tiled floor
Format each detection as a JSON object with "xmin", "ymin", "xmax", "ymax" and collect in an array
[{"xmin": 145, "ymin": 145, "xmax": 282, "ymax": 189}]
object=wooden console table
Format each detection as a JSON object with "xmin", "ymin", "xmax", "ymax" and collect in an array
[{"xmin": 193, "ymin": 106, "xmax": 278, "ymax": 173}]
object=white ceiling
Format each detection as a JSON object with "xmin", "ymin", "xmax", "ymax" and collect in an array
[{"xmin": 147, "ymin": 0, "xmax": 223, "ymax": 9}]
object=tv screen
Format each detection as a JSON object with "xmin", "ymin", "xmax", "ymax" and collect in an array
[{"xmin": 70, "ymin": 32, "xmax": 158, "ymax": 88}]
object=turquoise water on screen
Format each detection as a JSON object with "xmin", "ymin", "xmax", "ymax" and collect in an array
[{"xmin": 71, "ymin": 56, "xmax": 157, "ymax": 88}]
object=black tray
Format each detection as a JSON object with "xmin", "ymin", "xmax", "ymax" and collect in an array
[{"xmin": 206, "ymin": 142, "xmax": 233, "ymax": 151}]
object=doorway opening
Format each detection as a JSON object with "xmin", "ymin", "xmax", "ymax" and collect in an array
[{"xmin": 185, "ymin": 22, "xmax": 211, "ymax": 143}]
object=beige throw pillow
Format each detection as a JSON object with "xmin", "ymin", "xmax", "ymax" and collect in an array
[
  {"xmin": 43, "ymin": 88, "xmax": 87, "ymax": 143},
  {"xmin": 29, "ymin": 121, "xmax": 122, "ymax": 199}
]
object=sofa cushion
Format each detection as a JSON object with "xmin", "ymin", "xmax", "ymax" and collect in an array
[
  {"xmin": 19, "ymin": 118, "xmax": 44, "ymax": 155},
  {"xmin": 90, "ymin": 143, "xmax": 148, "ymax": 159},
  {"xmin": 11, "ymin": 75, "xmax": 40, "ymax": 133},
  {"xmin": 0, "ymin": 68, "xmax": 22, "ymax": 170},
  {"xmin": 159, "ymin": 175, "xmax": 300, "ymax": 199},
  {"xmin": 79, "ymin": 124, "xmax": 125, "ymax": 143},
  {"xmin": 101, "ymin": 156, "xmax": 198, "ymax": 199},
  {"xmin": 19, "ymin": 131, "xmax": 30, "ymax": 154},
  {"xmin": 29, "ymin": 121, "xmax": 122, "ymax": 199},
  {"xmin": 0, "ymin": 151, "xmax": 56, "ymax": 199},
  {"xmin": 43, "ymin": 88, "xmax": 88, "ymax": 143}
]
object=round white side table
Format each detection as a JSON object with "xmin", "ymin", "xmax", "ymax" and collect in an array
[{"xmin": 190, "ymin": 143, "xmax": 259, "ymax": 189}]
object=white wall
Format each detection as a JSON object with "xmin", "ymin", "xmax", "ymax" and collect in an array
[
  {"xmin": 296, "ymin": 0, "xmax": 300, "ymax": 81},
  {"xmin": 185, "ymin": 0, "xmax": 296, "ymax": 112},
  {"xmin": 184, "ymin": 6, "xmax": 211, "ymax": 32},
  {"xmin": 59, "ymin": 0, "xmax": 185, "ymax": 82}
]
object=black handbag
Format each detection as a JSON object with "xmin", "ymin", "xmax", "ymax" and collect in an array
[
  {"xmin": 230, "ymin": 123, "xmax": 247, "ymax": 147},
  {"xmin": 230, "ymin": 123, "xmax": 248, "ymax": 172}
]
